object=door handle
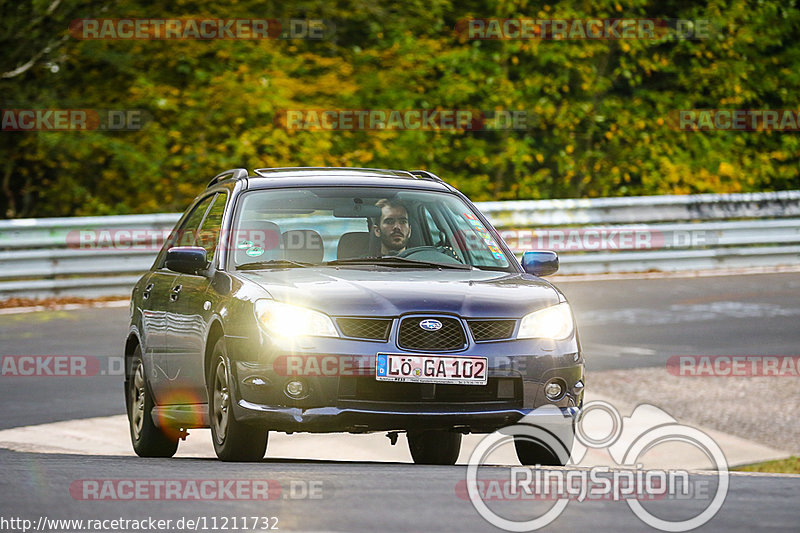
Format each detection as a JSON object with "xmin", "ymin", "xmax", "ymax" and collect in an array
[
  {"xmin": 169, "ymin": 284, "xmax": 182, "ymax": 302},
  {"xmin": 142, "ymin": 283, "xmax": 154, "ymax": 300}
]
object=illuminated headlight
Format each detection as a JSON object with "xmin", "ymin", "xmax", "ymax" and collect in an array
[
  {"xmin": 254, "ymin": 300, "xmax": 339, "ymax": 338},
  {"xmin": 517, "ymin": 303, "xmax": 574, "ymax": 340}
]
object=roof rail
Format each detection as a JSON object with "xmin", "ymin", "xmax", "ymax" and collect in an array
[
  {"xmin": 207, "ymin": 168, "xmax": 248, "ymax": 188},
  {"xmin": 253, "ymin": 167, "xmax": 415, "ymax": 178},
  {"xmin": 408, "ymin": 170, "xmax": 444, "ymax": 183}
]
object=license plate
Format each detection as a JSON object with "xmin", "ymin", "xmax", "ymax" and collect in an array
[{"xmin": 375, "ymin": 353, "xmax": 488, "ymax": 385}]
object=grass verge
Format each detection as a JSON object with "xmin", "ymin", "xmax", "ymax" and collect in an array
[{"xmin": 735, "ymin": 456, "xmax": 800, "ymax": 474}]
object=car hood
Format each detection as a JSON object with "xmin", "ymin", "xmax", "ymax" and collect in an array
[{"xmin": 236, "ymin": 268, "xmax": 560, "ymax": 318}]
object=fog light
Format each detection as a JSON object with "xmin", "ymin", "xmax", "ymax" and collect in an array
[
  {"xmin": 544, "ymin": 380, "xmax": 564, "ymax": 401},
  {"xmin": 285, "ymin": 379, "xmax": 307, "ymax": 399}
]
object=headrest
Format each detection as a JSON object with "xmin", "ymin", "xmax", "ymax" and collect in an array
[
  {"xmin": 282, "ymin": 229, "xmax": 324, "ymax": 263},
  {"xmin": 337, "ymin": 231, "xmax": 370, "ymax": 259}
]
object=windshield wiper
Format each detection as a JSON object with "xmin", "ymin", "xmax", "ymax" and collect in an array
[
  {"xmin": 325, "ymin": 256, "xmax": 472, "ymax": 270},
  {"xmin": 237, "ymin": 259, "xmax": 314, "ymax": 270}
]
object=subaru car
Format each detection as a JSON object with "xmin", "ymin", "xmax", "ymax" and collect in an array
[{"xmin": 124, "ymin": 167, "xmax": 584, "ymax": 463}]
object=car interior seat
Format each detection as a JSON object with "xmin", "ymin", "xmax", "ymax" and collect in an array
[
  {"xmin": 337, "ymin": 231, "xmax": 370, "ymax": 259},
  {"xmin": 282, "ymin": 229, "xmax": 325, "ymax": 263}
]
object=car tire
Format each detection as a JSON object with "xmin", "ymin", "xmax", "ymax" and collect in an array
[
  {"xmin": 407, "ymin": 430, "xmax": 461, "ymax": 465},
  {"xmin": 514, "ymin": 435, "xmax": 569, "ymax": 466},
  {"xmin": 208, "ymin": 338, "xmax": 268, "ymax": 462},
  {"xmin": 126, "ymin": 346, "xmax": 179, "ymax": 458}
]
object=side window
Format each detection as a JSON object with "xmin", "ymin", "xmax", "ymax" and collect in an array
[
  {"xmin": 196, "ymin": 193, "xmax": 227, "ymax": 264},
  {"xmin": 422, "ymin": 207, "xmax": 446, "ymax": 245},
  {"xmin": 449, "ymin": 210, "xmax": 510, "ymax": 268},
  {"xmin": 176, "ymin": 195, "xmax": 215, "ymax": 246},
  {"xmin": 155, "ymin": 195, "xmax": 215, "ymax": 269}
]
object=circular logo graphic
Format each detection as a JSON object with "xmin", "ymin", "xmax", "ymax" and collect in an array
[
  {"xmin": 419, "ymin": 319, "xmax": 443, "ymax": 331},
  {"xmin": 465, "ymin": 401, "xmax": 729, "ymax": 532}
]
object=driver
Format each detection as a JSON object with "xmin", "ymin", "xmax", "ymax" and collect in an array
[{"xmin": 373, "ymin": 199, "xmax": 411, "ymax": 255}]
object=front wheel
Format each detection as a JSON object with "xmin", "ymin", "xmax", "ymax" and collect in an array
[
  {"xmin": 208, "ymin": 339, "xmax": 268, "ymax": 462},
  {"xmin": 407, "ymin": 430, "xmax": 462, "ymax": 465},
  {"xmin": 514, "ymin": 434, "xmax": 571, "ymax": 466},
  {"xmin": 126, "ymin": 347, "xmax": 179, "ymax": 457}
]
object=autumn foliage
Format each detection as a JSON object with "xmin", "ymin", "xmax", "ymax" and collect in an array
[{"xmin": 1, "ymin": 0, "xmax": 799, "ymax": 218}]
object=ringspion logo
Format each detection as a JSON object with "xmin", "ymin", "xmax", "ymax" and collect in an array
[{"xmin": 466, "ymin": 401, "xmax": 729, "ymax": 531}]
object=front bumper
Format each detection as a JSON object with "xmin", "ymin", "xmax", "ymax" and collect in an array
[
  {"xmin": 226, "ymin": 330, "xmax": 584, "ymax": 433},
  {"xmin": 232, "ymin": 401, "xmax": 580, "ymax": 433}
]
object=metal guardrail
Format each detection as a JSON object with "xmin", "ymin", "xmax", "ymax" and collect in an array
[
  {"xmin": 479, "ymin": 190, "xmax": 800, "ymax": 225},
  {"xmin": 1, "ymin": 191, "xmax": 798, "ymax": 298}
]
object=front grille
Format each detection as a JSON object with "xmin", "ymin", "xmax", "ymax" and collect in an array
[
  {"xmin": 338, "ymin": 376, "xmax": 521, "ymax": 404},
  {"xmin": 397, "ymin": 316, "xmax": 467, "ymax": 352},
  {"xmin": 469, "ymin": 320, "xmax": 516, "ymax": 341},
  {"xmin": 337, "ymin": 318, "xmax": 392, "ymax": 341}
]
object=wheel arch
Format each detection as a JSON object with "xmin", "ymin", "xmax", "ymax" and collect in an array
[
  {"xmin": 124, "ymin": 331, "xmax": 142, "ymax": 385},
  {"xmin": 123, "ymin": 330, "xmax": 142, "ymax": 412},
  {"xmin": 205, "ymin": 319, "xmax": 225, "ymax": 385},
  {"xmin": 125, "ymin": 332, "xmax": 140, "ymax": 359}
]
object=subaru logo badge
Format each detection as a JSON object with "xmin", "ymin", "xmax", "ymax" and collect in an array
[{"xmin": 419, "ymin": 319, "xmax": 442, "ymax": 331}]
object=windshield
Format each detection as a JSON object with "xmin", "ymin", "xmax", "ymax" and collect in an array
[{"xmin": 229, "ymin": 187, "xmax": 515, "ymax": 272}]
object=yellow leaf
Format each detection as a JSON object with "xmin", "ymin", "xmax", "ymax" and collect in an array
[{"xmin": 718, "ymin": 162, "xmax": 735, "ymax": 176}]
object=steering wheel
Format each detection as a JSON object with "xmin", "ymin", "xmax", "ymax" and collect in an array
[{"xmin": 395, "ymin": 245, "xmax": 463, "ymax": 264}]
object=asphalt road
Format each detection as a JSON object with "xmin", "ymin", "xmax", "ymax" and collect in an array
[
  {"xmin": 1, "ymin": 272, "xmax": 799, "ymax": 531},
  {"xmin": 0, "ymin": 449, "xmax": 797, "ymax": 532}
]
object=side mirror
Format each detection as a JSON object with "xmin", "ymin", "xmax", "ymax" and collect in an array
[
  {"xmin": 165, "ymin": 246, "xmax": 208, "ymax": 274},
  {"xmin": 521, "ymin": 250, "xmax": 559, "ymax": 277}
]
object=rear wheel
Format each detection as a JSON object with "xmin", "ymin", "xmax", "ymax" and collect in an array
[
  {"xmin": 407, "ymin": 430, "xmax": 461, "ymax": 465},
  {"xmin": 126, "ymin": 347, "xmax": 179, "ymax": 457},
  {"xmin": 208, "ymin": 338, "xmax": 268, "ymax": 462}
]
